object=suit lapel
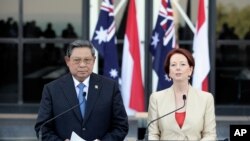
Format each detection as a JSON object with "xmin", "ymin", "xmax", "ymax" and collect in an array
[
  {"xmin": 168, "ymin": 87, "xmax": 182, "ymax": 131},
  {"xmin": 83, "ymin": 73, "xmax": 102, "ymax": 125},
  {"xmin": 158, "ymin": 88, "xmax": 181, "ymax": 131},
  {"xmin": 60, "ymin": 73, "xmax": 82, "ymax": 122},
  {"xmin": 164, "ymin": 87, "xmax": 188, "ymax": 132},
  {"xmin": 181, "ymin": 85, "xmax": 195, "ymax": 131}
]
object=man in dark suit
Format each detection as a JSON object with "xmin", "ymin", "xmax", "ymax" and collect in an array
[{"xmin": 35, "ymin": 40, "xmax": 128, "ymax": 141}]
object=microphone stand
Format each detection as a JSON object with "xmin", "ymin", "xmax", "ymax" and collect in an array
[
  {"xmin": 38, "ymin": 95, "xmax": 85, "ymax": 141},
  {"xmin": 144, "ymin": 95, "xmax": 186, "ymax": 141}
]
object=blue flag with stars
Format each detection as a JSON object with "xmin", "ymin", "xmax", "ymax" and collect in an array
[
  {"xmin": 91, "ymin": 0, "xmax": 119, "ymax": 81},
  {"xmin": 149, "ymin": 0, "xmax": 176, "ymax": 91}
]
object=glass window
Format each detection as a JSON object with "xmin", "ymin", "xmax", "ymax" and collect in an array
[
  {"xmin": 23, "ymin": 0, "xmax": 82, "ymax": 38},
  {"xmin": 0, "ymin": 43, "xmax": 18, "ymax": 103},
  {"xmin": 22, "ymin": 0, "xmax": 82, "ymax": 103},
  {"xmin": 216, "ymin": 0, "xmax": 250, "ymax": 105},
  {"xmin": 0, "ymin": 0, "xmax": 19, "ymax": 103},
  {"xmin": 23, "ymin": 43, "xmax": 68, "ymax": 103},
  {"xmin": 0, "ymin": 0, "xmax": 19, "ymax": 37}
]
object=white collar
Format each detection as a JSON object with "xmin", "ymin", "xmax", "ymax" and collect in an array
[{"xmin": 72, "ymin": 75, "xmax": 90, "ymax": 88}]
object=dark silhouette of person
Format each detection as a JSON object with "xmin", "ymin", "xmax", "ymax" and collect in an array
[
  {"xmin": 23, "ymin": 20, "xmax": 43, "ymax": 74},
  {"xmin": 23, "ymin": 20, "xmax": 42, "ymax": 38},
  {"xmin": 9, "ymin": 21, "xmax": 18, "ymax": 37},
  {"xmin": 0, "ymin": 17, "xmax": 18, "ymax": 37},
  {"xmin": 244, "ymin": 27, "xmax": 250, "ymax": 39},
  {"xmin": 42, "ymin": 22, "xmax": 60, "ymax": 67},
  {"xmin": 0, "ymin": 19, "xmax": 5, "ymax": 37},
  {"xmin": 61, "ymin": 23, "xmax": 78, "ymax": 53},
  {"xmin": 43, "ymin": 22, "xmax": 56, "ymax": 47},
  {"xmin": 0, "ymin": 18, "xmax": 18, "ymax": 85},
  {"xmin": 244, "ymin": 27, "xmax": 250, "ymax": 67},
  {"xmin": 44, "ymin": 22, "xmax": 56, "ymax": 38},
  {"xmin": 219, "ymin": 23, "xmax": 231, "ymax": 39},
  {"xmin": 5, "ymin": 17, "xmax": 13, "ymax": 37},
  {"xmin": 61, "ymin": 23, "xmax": 77, "ymax": 38},
  {"xmin": 218, "ymin": 23, "xmax": 240, "ymax": 67}
]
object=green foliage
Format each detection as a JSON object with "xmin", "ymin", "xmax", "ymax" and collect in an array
[{"xmin": 217, "ymin": 3, "xmax": 250, "ymax": 38}]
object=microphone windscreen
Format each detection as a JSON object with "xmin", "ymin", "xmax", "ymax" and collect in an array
[{"xmin": 183, "ymin": 94, "xmax": 186, "ymax": 100}]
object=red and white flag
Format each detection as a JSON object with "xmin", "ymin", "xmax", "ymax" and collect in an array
[
  {"xmin": 121, "ymin": 0, "xmax": 144, "ymax": 115},
  {"xmin": 192, "ymin": 0, "xmax": 210, "ymax": 91}
]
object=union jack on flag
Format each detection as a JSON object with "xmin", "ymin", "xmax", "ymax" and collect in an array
[
  {"xmin": 91, "ymin": 0, "xmax": 119, "ymax": 81},
  {"xmin": 149, "ymin": 0, "xmax": 176, "ymax": 91}
]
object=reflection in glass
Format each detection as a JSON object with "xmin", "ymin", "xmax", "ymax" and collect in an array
[
  {"xmin": 0, "ymin": 43, "xmax": 18, "ymax": 103},
  {"xmin": 23, "ymin": 0, "xmax": 81, "ymax": 38},
  {"xmin": 23, "ymin": 43, "xmax": 68, "ymax": 103},
  {"xmin": 0, "ymin": 0, "xmax": 19, "ymax": 37},
  {"xmin": 216, "ymin": 0, "xmax": 250, "ymax": 105}
]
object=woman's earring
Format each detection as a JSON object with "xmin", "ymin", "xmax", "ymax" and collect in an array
[{"xmin": 166, "ymin": 75, "xmax": 171, "ymax": 81}]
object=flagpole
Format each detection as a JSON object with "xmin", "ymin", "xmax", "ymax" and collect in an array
[
  {"xmin": 172, "ymin": 0, "xmax": 195, "ymax": 33},
  {"xmin": 114, "ymin": 0, "xmax": 127, "ymax": 16}
]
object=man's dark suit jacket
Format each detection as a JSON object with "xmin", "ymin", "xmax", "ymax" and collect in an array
[{"xmin": 35, "ymin": 73, "xmax": 128, "ymax": 141}]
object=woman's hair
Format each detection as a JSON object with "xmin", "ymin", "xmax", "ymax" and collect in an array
[{"xmin": 164, "ymin": 48, "xmax": 195, "ymax": 76}]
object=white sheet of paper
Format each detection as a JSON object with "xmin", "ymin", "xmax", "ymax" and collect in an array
[{"xmin": 70, "ymin": 131, "xmax": 86, "ymax": 141}]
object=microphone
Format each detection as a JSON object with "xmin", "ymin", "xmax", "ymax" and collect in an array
[
  {"xmin": 38, "ymin": 92, "xmax": 86, "ymax": 141},
  {"xmin": 144, "ymin": 94, "xmax": 186, "ymax": 141}
]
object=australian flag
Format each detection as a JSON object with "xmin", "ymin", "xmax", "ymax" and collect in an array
[
  {"xmin": 91, "ymin": 0, "xmax": 119, "ymax": 81},
  {"xmin": 149, "ymin": 0, "xmax": 176, "ymax": 91}
]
